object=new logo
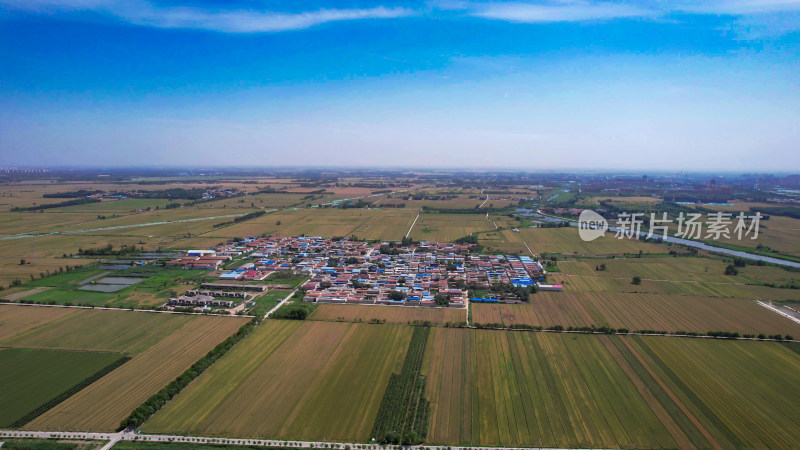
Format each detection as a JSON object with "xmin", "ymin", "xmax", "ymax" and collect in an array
[{"xmin": 578, "ymin": 210, "xmax": 608, "ymax": 241}]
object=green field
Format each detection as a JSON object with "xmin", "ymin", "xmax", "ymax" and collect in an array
[
  {"xmin": 627, "ymin": 336, "xmax": 800, "ymax": 448},
  {"xmin": 481, "ymin": 227, "xmax": 670, "ymax": 256},
  {"xmin": 472, "ymin": 292, "xmax": 800, "ymax": 336},
  {"xmin": 2, "ymin": 177, "xmax": 800, "ymax": 448},
  {"xmin": 8, "ymin": 266, "xmax": 214, "ymax": 308},
  {"xmin": 3, "ymin": 308, "xmax": 195, "ymax": 354},
  {"xmin": 22, "ymin": 314, "xmax": 248, "ymax": 432},
  {"xmin": 144, "ymin": 321, "xmax": 411, "ymax": 441},
  {"xmin": 409, "ymin": 214, "xmax": 495, "ymax": 242},
  {"xmin": 0, "ymin": 348, "xmax": 123, "ymax": 427},
  {"xmin": 422, "ymin": 328, "xmax": 800, "ymax": 448},
  {"xmin": 203, "ymin": 208, "xmax": 417, "ymax": 240}
]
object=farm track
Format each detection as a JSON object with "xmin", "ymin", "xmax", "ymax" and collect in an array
[{"xmin": 406, "ymin": 211, "xmax": 421, "ymax": 238}]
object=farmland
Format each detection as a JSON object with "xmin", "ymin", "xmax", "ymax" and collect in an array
[
  {"xmin": 547, "ymin": 271, "xmax": 800, "ymax": 300},
  {"xmin": 625, "ymin": 336, "xmax": 800, "ymax": 448},
  {"xmin": 422, "ymin": 329, "xmax": 677, "ymax": 448},
  {"xmin": 556, "ymin": 257, "xmax": 738, "ymax": 284},
  {"xmin": 370, "ymin": 326, "xmax": 431, "ymax": 444},
  {"xmin": 24, "ymin": 314, "xmax": 248, "ymax": 431},
  {"xmin": 309, "ymin": 304, "xmax": 466, "ymax": 325},
  {"xmin": 1, "ymin": 173, "xmax": 800, "ymax": 449},
  {"xmin": 409, "ymin": 214, "xmax": 496, "ymax": 242},
  {"xmin": 144, "ymin": 321, "xmax": 411, "ymax": 442},
  {"xmin": 3, "ymin": 266, "xmax": 216, "ymax": 309},
  {"xmin": 421, "ymin": 329, "xmax": 800, "ymax": 448},
  {"xmin": 3, "ymin": 308, "xmax": 197, "ymax": 354},
  {"xmin": 204, "ymin": 208, "xmax": 417, "ymax": 240},
  {"xmin": 0, "ymin": 304, "xmax": 79, "ymax": 342},
  {"xmin": 472, "ymin": 292, "xmax": 800, "ymax": 336},
  {"xmin": 480, "ymin": 227, "xmax": 669, "ymax": 256},
  {"xmin": 542, "ymin": 255, "xmax": 800, "ymax": 300},
  {"xmin": 0, "ymin": 348, "xmax": 124, "ymax": 427}
]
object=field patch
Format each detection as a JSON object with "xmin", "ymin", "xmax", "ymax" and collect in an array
[
  {"xmin": 0, "ymin": 305, "xmax": 79, "ymax": 343},
  {"xmin": 472, "ymin": 292, "xmax": 800, "ymax": 336},
  {"xmin": 0, "ymin": 348, "xmax": 124, "ymax": 427},
  {"xmin": 205, "ymin": 208, "xmax": 416, "ymax": 240},
  {"xmin": 409, "ymin": 214, "xmax": 495, "ymax": 242},
  {"xmin": 24, "ymin": 314, "xmax": 248, "ymax": 432},
  {"xmin": 422, "ymin": 329, "xmax": 676, "ymax": 447},
  {"xmin": 483, "ymin": 227, "xmax": 668, "ymax": 256},
  {"xmin": 310, "ymin": 304, "xmax": 466, "ymax": 325},
  {"xmin": 0, "ymin": 287, "xmax": 53, "ymax": 301},
  {"xmin": 4, "ymin": 308, "xmax": 196, "ymax": 354},
  {"xmin": 370, "ymin": 326, "xmax": 430, "ymax": 444},
  {"xmin": 627, "ymin": 336, "xmax": 800, "ymax": 448},
  {"xmin": 144, "ymin": 321, "xmax": 411, "ymax": 442}
]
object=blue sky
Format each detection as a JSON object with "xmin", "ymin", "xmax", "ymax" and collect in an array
[{"xmin": 1, "ymin": 0, "xmax": 799, "ymax": 171}]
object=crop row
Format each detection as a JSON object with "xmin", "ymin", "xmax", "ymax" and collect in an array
[{"xmin": 370, "ymin": 326, "xmax": 431, "ymax": 444}]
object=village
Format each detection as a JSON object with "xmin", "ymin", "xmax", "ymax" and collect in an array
[{"xmin": 162, "ymin": 236, "xmax": 561, "ymax": 311}]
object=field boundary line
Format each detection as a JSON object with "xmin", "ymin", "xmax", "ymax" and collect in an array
[
  {"xmin": 555, "ymin": 273, "xmax": 746, "ymax": 285},
  {"xmin": 465, "ymin": 323, "xmax": 799, "ymax": 342}
]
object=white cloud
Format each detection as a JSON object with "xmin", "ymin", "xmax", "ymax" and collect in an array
[
  {"xmin": 0, "ymin": 0, "xmax": 415, "ymax": 32},
  {"xmin": 672, "ymin": 0, "xmax": 800, "ymax": 15},
  {"xmin": 471, "ymin": 1, "xmax": 655, "ymax": 23},
  {"xmin": 452, "ymin": 0, "xmax": 800, "ymax": 27}
]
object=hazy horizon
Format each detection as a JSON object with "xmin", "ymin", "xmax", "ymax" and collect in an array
[{"xmin": 2, "ymin": 0, "xmax": 799, "ymax": 171}]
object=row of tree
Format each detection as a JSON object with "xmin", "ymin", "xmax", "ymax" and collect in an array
[{"xmin": 119, "ymin": 317, "xmax": 259, "ymax": 429}]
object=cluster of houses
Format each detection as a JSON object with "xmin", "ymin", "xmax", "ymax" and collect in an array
[
  {"xmin": 167, "ymin": 290, "xmax": 237, "ymax": 308},
  {"xmin": 165, "ymin": 249, "xmax": 233, "ymax": 270},
  {"xmin": 164, "ymin": 236, "xmax": 560, "ymax": 310}
]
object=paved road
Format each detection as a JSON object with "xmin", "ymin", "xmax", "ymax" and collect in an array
[
  {"xmin": 757, "ymin": 300, "xmax": 800, "ymax": 326},
  {"xmin": 0, "ymin": 429, "xmax": 580, "ymax": 450}
]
